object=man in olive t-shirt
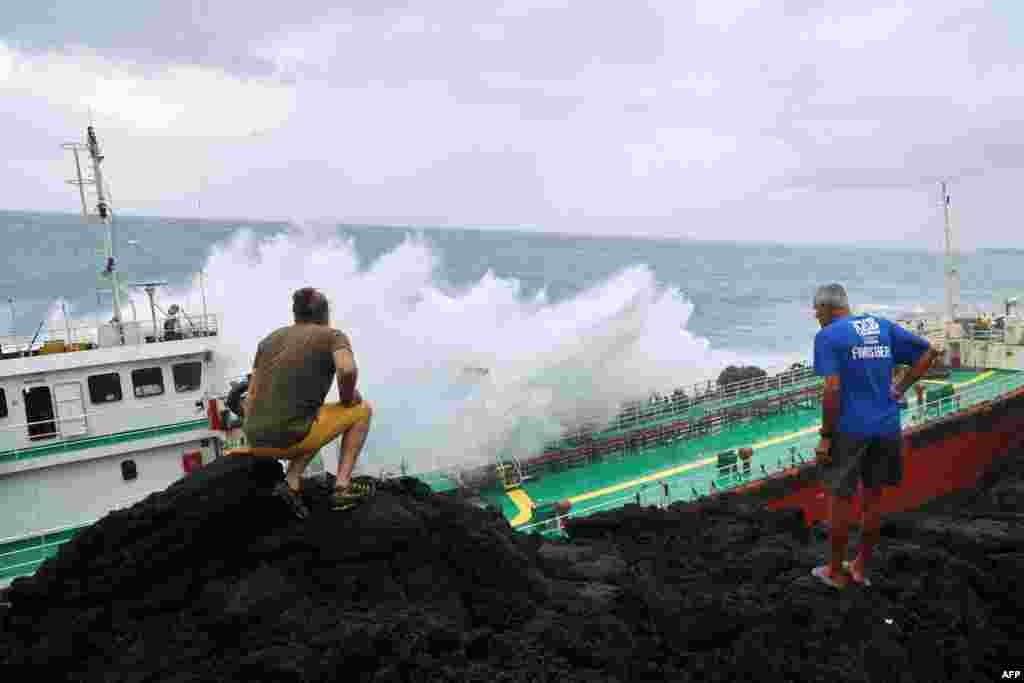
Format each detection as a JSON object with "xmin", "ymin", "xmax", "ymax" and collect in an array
[{"xmin": 242, "ymin": 287, "xmax": 373, "ymax": 512}]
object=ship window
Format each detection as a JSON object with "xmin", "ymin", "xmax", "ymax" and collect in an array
[
  {"xmin": 88, "ymin": 373, "xmax": 123, "ymax": 404},
  {"xmin": 131, "ymin": 367, "xmax": 165, "ymax": 398},
  {"xmin": 172, "ymin": 361, "xmax": 202, "ymax": 393},
  {"xmin": 0, "ymin": 388, "xmax": 6, "ymax": 418}
]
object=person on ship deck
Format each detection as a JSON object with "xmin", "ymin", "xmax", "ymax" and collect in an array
[
  {"xmin": 163, "ymin": 304, "xmax": 183, "ymax": 340},
  {"xmin": 811, "ymin": 283, "xmax": 939, "ymax": 589},
  {"xmin": 233, "ymin": 287, "xmax": 374, "ymax": 518}
]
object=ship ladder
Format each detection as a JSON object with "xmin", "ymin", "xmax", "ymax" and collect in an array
[{"xmin": 496, "ymin": 455, "xmax": 529, "ymax": 491}]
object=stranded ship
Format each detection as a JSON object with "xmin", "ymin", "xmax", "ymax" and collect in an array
[
  {"xmin": 2, "ymin": 130, "xmax": 1022, "ymax": 588},
  {"xmin": 393, "ymin": 182, "xmax": 1024, "ymax": 536}
]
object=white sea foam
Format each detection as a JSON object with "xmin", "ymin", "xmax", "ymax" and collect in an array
[{"xmin": 81, "ymin": 222, "xmax": 803, "ymax": 476}]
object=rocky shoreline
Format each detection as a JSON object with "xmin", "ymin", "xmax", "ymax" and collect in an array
[{"xmin": 2, "ymin": 447, "xmax": 1022, "ymax": 682}]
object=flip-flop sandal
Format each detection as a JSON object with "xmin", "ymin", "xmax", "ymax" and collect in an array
[
  {"xmin": 812, "ymin": 565, "xmax": 849, "ymax": 590},
  {"xmin": 842, "ymin": 560, "xmax": 872, "ymax": 586},
  {"xmin": 273, "ymin": 481, "xmax": 309, "ymax": 520}
]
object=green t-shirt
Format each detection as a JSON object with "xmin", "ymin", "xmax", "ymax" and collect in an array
[{"xmin": 243, "ymin": 323, "xmax": 352, "ymax": 448}]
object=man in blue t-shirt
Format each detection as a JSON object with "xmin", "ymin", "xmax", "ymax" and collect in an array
[{"xmin": 810, "ymin": 284, "xmax": 939, "ymax": 590}]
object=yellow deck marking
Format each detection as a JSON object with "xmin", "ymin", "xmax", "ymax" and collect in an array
[
  {"xmin": 567, "ymin": 424, "xmax": 821, "ymax": 505},
  {"xmin": 568, "ymin": 457, "xmax": 716, "ymax": 505},
  {"xmin": 950, "ymin": 370, "xmax": 994, "ymax": 389},
  {"xmin": 921, "ymin": 370, "xmax": 994, "ymax": 387},
  {"xmin": 507, "ymin": 489, "xmax": 535, "ymax": 526},
  {"xmin": 749, "ymin": 424, "xmax": 821, "ymax": 449}
]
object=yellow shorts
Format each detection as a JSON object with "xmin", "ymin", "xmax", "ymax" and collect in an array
[
  {"xmin": 238, "ymin": 401, "xmax": 370, "ymax": 459},
  {"xmin": 291, "ymin": 401, "xmax": 370, "ymax": 454}
]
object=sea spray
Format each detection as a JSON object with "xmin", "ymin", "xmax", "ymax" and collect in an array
[{"xmin": 75, "ymin": 221, "xmax": 801, "ymax": 476}]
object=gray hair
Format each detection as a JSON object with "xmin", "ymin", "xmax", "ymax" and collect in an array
[{"xmin": 813, "ymin": 283, "xmax": 849, "ymax": 310}]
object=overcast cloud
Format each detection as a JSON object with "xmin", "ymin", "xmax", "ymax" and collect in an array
[{"xmin": 2, "ymin": 0, "xmax": 1023, "ymax": 247}]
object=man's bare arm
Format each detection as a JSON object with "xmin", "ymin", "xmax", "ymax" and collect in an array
[
  {"xmin": 244, "ymin": 371, "xmax": 259, "ymax": 418},
  {"xmin": 334, "ymin": 348, "xmax": 360, "ymax": 406},
  {"xmin": 894, "ymin": 347, "xmax": 940, "ymax": 397},
  {"xmin": 821, "ymin": 375, "xmax": 841, "ymax": 435}
]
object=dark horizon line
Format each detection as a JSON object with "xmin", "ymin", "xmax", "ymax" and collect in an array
[{"xmin": 0, "ymin": 206, "xmax": 1009, "ymax": 253}]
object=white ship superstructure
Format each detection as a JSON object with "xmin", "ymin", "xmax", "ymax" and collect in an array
[{"xmin": 0, "ymin": 127, "xmax": 231, "ymax": 586}]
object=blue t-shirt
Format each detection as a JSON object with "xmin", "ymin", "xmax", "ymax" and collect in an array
[{"xmin": 813, "ymin": 315, "xmax": 931, "ymax": 436}]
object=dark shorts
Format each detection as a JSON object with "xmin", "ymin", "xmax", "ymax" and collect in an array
[{"xmin": 824, "ymin": 433, "xmax": 903, "ymax": 498}]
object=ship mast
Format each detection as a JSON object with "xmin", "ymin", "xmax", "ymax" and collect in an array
[
  {"xmin": 87, "ymin": 126, "xmax": 125, "ymax": 341},
  {"xmin": 941, "ymin": 180, "xmax": 960, "ymax": 322},
  {"xmin": 64, "ymin": 126, "xmax": 125, "ymax": 344}
]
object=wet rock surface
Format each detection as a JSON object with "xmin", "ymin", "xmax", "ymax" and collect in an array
[{"xmin": 1, "ymin": 448, "xmax": 1023, "ymax": 682}]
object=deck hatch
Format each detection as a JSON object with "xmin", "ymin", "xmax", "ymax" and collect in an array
[{"xmin": 53, "ymin": 382, "xmax": 87, "ymax": 438}]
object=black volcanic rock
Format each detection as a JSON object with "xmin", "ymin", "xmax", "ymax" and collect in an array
[
  {"xmin": 2, "ymin": 447, "xmax": 1023, "ymax": 682},
  {"xmin": 716, "ymin": 365, "xmax": 767, "ymax": 388}
]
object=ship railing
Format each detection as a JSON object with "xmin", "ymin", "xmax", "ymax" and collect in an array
[
  {"xmin": 903, "ymin": 371, "xmax": 1023, "ymax": 426},
  {"xmin": 555, "ymin": 364, "xmax": 818, "ymax": 445},
  {"xmin": 0, "ymin": 312, "xmax": 219, "ymax": 356},
  {"xmin": 152, "ymin": 312, "xmax": 220, "ymax": 340},
  {"xmin": 0, "ymin": 394, "xmax": 214, "ymax": 462},
  {"xmin": 964, "ymin": 328, "xmax": 1007, "ymax": 343},
  {"xmin": 628, "ymin": 366, "xmax": 815, "ymax": 416},
  {"xmin": 625, "ymin": 363, "xmax": 817, "ymax": 410},
  {"xmin": 0, "ymin": 520, "xmax": 93, "ymax": 583},
  {"xmin": 533, "ymin": 387, "xmax": 823, "ymax": 474},
  {"xmin": 894, "ymin": 313, "xmax": 943, "ymax": 328},
  {"xmin": 893, "ymin": 316, "xmax": 947, "ymax": 347},
  {"xmin": 896, "ymin": 313, "xmax": 1014, "ymax": 345}
]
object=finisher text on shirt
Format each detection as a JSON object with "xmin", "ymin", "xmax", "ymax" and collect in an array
[
  {"xmin": 851, "ymin": 345, "xmax": 891, "ymax": 360},
  {"xmin": 814, "ymin": 314, "xmax": 930, "ymax": 436}
]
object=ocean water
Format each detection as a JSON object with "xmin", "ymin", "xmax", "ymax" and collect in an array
[{"xmin": 2, "ymin": 209, "xmax": 1021, "ymax": 474}]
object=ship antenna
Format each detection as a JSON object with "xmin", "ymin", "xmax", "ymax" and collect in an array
[{"xmin": 941, "ymin": 180, "xmax": 960, "ymax": 323}]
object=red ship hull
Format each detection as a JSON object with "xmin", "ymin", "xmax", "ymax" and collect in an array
[{"xmin": 732, "ymin": 386, "xmax": 1024, "ymax": 525}]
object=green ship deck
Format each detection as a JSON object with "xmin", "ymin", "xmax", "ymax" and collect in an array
[{"xmin": 462, "ymin": 367, "xmax": 1023, "ymax": 536}]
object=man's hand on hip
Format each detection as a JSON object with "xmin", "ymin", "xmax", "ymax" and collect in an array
[
  {"xmin": 815, "ymin": 438, "xmax": 832, "ymax": 465},
  {"xmin": 341, "ymin": 388, "xmax": 362, "ymax": 408}
]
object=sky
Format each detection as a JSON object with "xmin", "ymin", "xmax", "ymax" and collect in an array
[{"xmin": 2, "ymin": 0, "xmax": 1023, "ymax": 247}]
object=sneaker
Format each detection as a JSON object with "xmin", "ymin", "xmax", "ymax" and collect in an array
[
  {"xmin": 273, "ymin": 481, "xmax": 310, "ymax": 520},
  {"xmin": 843, "ymin": 560, "xmax": 872, "ymax": 586},
  {"xmin": 332, "ymin": 477, "xmax": 377, "ymax": 510},
  {"xmin": 812, "ymin": 564, "xmax": 850, "ymax": 590}
]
